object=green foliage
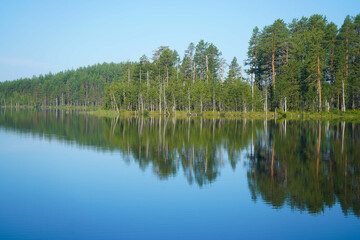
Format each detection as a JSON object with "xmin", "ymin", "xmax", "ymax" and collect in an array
[
  {"xmin": 246, "ymin": 14, "xmax": 360, "ymax": 112},
  {"xmin": 2, "ymin": 14, "xmax": 360, "ymax": 113},
  {"xmin": 0, "ymin": 62, "xmax": 125, "ymax": 107}
]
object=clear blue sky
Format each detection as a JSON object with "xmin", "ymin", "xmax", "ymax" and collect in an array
[{"xmin": 0, "ymin": 0, "xmax": 359, "ymax": 82}]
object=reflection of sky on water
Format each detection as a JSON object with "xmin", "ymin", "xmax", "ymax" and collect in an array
[{"xmin": 0, "ymin": 111, "xmax": 359, "ymax": 239}]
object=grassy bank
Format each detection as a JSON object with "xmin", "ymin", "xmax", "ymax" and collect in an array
[
  {"xmin": 275, "ymin": 109, "xmax": 360, "ymax": 120},
  {"xmin": 86, "ymin": 109, "xmax": 360, "ymax": 120},
  {"xmin": 2, "ymin": 105, "xmax": 360, "ymax": 120}
]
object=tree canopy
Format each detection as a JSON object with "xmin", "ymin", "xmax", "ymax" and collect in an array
[{"xmin": 1, "ymin": 14, "xmax": 359, "ymax": 113}]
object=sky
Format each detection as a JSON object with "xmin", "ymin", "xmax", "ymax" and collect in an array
[{"xmin": 0, "ymin": 0, "xmax": 359, "ymax": 82}]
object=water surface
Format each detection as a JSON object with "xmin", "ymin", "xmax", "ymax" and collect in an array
[{"xmin": 0, "ymin": 110, "xmax": 359, "ymax": 239}]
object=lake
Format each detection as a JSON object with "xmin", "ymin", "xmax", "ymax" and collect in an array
[{"xmin": 0, "ymin": 109, "xmax": 359, "ymax": 239}]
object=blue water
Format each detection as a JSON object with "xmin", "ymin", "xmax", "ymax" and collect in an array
[{"xmin": 0, "ymin": 115, "xmax": 359, "ymax": 239}]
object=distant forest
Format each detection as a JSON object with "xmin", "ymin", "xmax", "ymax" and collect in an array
[{"xmin": 0, "ymin": 14, "xmax": 359, "ymax": 112}]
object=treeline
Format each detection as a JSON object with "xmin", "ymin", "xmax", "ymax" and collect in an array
[
  {"xmin": 0, "ymin": 14, "xmax": 359, "ymax": 112},
  {"xmin": 0, "ymin": 62, "xmax": 127, "ymax": 107},
  {"xmin": 248, "ymin": 14, "xmax": 360, "ymax": 112},
  {"xmin": 104, "ymin": 14, "xmax": 360, "ymax": 113},
  {"xmin": 103, "ymin": 41, "xmax": 260, "ymax": 113}
]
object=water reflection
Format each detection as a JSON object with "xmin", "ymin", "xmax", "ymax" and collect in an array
[
  {"xmin": 0, "ymin": 110, "xmax": 359, "ymax": 217},
  {"xmin": 248, "ymin": 120, "xmax": 360, "ymax": 217}
]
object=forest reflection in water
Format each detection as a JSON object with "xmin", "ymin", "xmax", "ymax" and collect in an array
[{"xmin": 0, "ymin": 109, "xmax": 359, "ymax": 217}]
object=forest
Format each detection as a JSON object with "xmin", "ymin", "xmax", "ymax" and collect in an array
[{"xmin": 0, "ymin": 14, "xmax": 359, "ymax": 113}]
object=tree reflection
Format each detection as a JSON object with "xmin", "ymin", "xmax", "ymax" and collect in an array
[
  {"xmin": 0, "ymin": 110, "xmax": 359, "ymax": 216},
  {"xmin": 101, "ymin": 117, "xmax": 252, "ymax": 186},
  {"xmin": 247, "ymin": 120, "xmax": 360, "ymax": 217}
]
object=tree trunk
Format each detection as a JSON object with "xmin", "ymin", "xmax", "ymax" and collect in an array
[
  {"xmin": 251, "ymin": 73, "xmax": 254, "ymax": 112},
  {"xmin": 331, "ymin": 48, "xmax": 334, "ymax": 84},
  {"xmin": 67, "ymin": 85, "xmax": 70, "ymax": 105},
  {"xmin": 346, "ymin": 38, "xmax": 349, "ymax": 79},
  {"xmin": 166, "ymin": 67, "xmax": 169, "ymax": 87},
  {"xmin": 272, "ymin": 51, "xmax": 275, "ymax": 89},
  {"xmin": 221, "ymin": 61, "xmax": 224, "ymax": 82},
  {"xmin": 240, "ymin": 66, "xmax": 243, "ymax": 81},
  {"xmin": 85, "ymin": 82, "xmax": 88, "ymax": 106},
  {"xmin": 188, "ymin": 88, "xmax": 191, "ymax": 115},
  {"xmin": 147, "ymin": 70, "xmax": 149, "ymax": 88},
  {"xmin": 265, "ymin": 86, "xmax": 268, "ymax": 116},
  {"xmin": 317, "ymin": 55, "xmax": 322, "ymax": 111},
  {"xmin": 342, "ymin": 80, "xmax": 346, "ymax": 112},
  {"xmin": 191, "ymin": 57, "xmax": 195, "ymax": 83},
  {"xmin": 163, "ymin": 81, "xmax": 166, "ymax": 113},
  {"xmin": 159, "ymin": 81, "xmax": 162, "ymax": 115},
  {"xmin": 254, "ymin": 51, "xmax": 257, "ymax": 87},
  {"xmin": 112, "ymin": 93, "xmax": 119, "ymax": 113},
  {"xmin": 213, "ymin": 91, "xmax": 216, "ymax": 112},
  {"xmin": 206, "ymin": 55, "xmax": 209, "ymax": 82}
]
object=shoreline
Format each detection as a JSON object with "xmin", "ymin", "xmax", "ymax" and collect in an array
[
  {"xmin": 87, "ymin": 109, "xmax": 360, "ymax": 120},
  {"xmin": 1, "ymin": 105, "xmax": 360, "ymax": 120}
]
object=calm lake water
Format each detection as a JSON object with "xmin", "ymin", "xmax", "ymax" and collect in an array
[{"xmin": 0, "ymin": 110, "xmax": 359, "ymax": 239}]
